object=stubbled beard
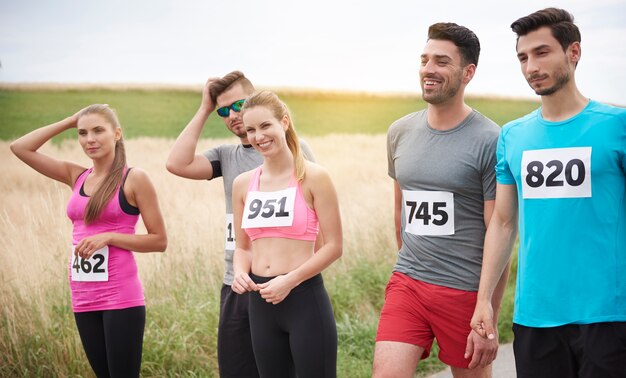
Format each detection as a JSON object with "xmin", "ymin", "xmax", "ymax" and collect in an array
[
  {"xmin": 421, "ymin": 73, "xmax": 462, "ymax": 105},
  {"xmin": 528, "ymin": 60, "xmax": 571, "ymax": 96},
  {"xmin": 228, "ymin": 122, "xmax": 247, "ymax": 138}
]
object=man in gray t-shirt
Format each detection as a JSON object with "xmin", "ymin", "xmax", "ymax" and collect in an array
[
  {"xmin": 388, "ymin": 109, "xmax": 499, "ymax": 291},
  {"xmin": 167, "ymin": 71, "xmax": 314, "ymax": 378},
  {"xmin": 372, "ymin": 24, "xmax": 510, "ymax": 377}
]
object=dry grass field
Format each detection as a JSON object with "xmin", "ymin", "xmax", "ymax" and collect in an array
[
  {"xmin": 0, "ymin": 133, "xmax": 395, "ymax": 282},
  {"xmin": 0, "ymin": 85, "xmax": 528, "ymax": 376},
  {"xmin": 1, "ymin": 135, "xmax": 411, "ymax": 377}
]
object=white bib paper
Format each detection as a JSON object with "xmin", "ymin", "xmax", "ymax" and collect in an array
[
  {"xmin": 71, "ymin": 245, "xmax": 109, "ymax": 282},
  {"xmin": 225, "ymin": 213, "xmax": 236, "ymax": 250},
  {"xmin": 521, "ymin": 147, "xmax": 592, "ymax": 199},
  {"xmin": 403, "ymin": 190, "xmax": 455, "ymax": 235},
  {"xmin": 242, "ymin": 187, "xmax": 296, "ymax": 229}
]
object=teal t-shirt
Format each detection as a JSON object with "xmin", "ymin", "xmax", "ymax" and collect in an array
[{"xmin": 496, "ymin": 100, "xmax": 626, "ymax": 327}]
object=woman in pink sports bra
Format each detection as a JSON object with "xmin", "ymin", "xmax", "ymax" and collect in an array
[
  {"xmin": 232, "ymin": 91, "xmax": 343, "ymax": 378},
  {"xmin": 10, "ymin": 104, "xmax": 167, "ymax": 378}
]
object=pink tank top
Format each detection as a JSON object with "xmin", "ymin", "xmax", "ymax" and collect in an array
[
  {"xmin": 243, "ymin": 167, "xmax": 319, "ymax": 241},
  {"xmin": 66, "ymin": 168, "xmax": 144, "ymax": 312}
]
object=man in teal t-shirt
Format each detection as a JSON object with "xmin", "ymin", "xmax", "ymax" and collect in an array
[{"xmin": 471, "ymin": 8, "xmax": 626, "ymax": 378}]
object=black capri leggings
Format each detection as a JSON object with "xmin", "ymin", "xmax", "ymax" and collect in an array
[
  {"xmin": 249, "ymin": 273, "xmax": 337, "ymax": 378},
  {"xmin": 73, "ymin": 305, "xmax": 145, "ymax": 378}
]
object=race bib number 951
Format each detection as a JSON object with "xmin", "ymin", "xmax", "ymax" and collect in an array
[
  {"xmin": 71, "ymin": 245, "xmax": 109, "ymax": 282},
  {"xmin": 241, "ymin": 187, "xmax": 296, "ymax": 229},
  {"xmin": 521, "ymin": 147, "xmax": 591, "ymax": 199},
  {"xmin": 403, "ymin": 190, "xmax": 454, "ymax": 235}
]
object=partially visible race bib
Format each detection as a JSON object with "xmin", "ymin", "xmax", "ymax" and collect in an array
[
  {"xmin": 242, "ymin": 187, "xmax": 296, "ymax": 229},
  {"xmin": 521, "ymin": 147, "xmax": 592, "ymax": 199},
  {"xmin": 71, "ymin": 245, "xmax": 109, "ymax": 282},
  {"xmin": 403, "ymin": 190, "xmax": 454, "ymax": 236},
  {"xmin": 225, "ymin": 213, "xmax": 235, "ymax": 250}
]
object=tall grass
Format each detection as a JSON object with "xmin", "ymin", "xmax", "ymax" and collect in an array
[
  {"xmin": 1, "ymin": 88, "xmax": 520, "ymax": 376},
  {"xmin": 1, "ymin": 135, "xmax": 516, "ymax": 377}
]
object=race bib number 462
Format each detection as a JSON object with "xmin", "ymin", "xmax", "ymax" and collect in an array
[
  {"xmin": 403, "ymin": 190, "xmax": 454, "ymax": 235},
  {"xmin": 71, "ymin": 245, "xmax": 109, "ymax": 282},
  {"xmin": 521, "ymin": 147, "xmax": 591, "ymax": 199}
]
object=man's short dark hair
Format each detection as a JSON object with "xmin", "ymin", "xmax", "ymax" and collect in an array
[
  {"xmin": 511, "ymin": 8, "xmax": 581, "ymax": 52},
  {"xmin": 428, "ymin": 22, "xmax": 480, "ymax": 67},
  {"xmin": 209, "ymin": 70, "xmax": 255, "ymax": 103}
]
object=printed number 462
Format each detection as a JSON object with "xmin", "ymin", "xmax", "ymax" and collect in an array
[
  {"xmin": 72, "ymin": 255, "xmax": 105, "ymax": 274},
  {"xmin": 406, "ymin": 201, "xmax": 448, "ymax": 226}
]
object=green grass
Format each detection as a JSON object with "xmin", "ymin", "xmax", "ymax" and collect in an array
[
  {"xmin": 0, "ymin": 88, "xmax": 540, "ymax": 141},
  {"xmin": 1, "ymin": 87, "xmax": 524, "ymax": 376},
  {"xmin": 0, "ymin": 248, "xmax": 519, "ymax": 377}
]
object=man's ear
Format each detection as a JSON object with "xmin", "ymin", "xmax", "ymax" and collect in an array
[
  {"xmin": 463, "ymin": 64, "xmax": 477, "ymax": 84},
  {"xmin": 568, "ymin": 41, "xmax": 582, "ymax": 67}
]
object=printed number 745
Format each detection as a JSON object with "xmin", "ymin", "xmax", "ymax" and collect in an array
[{"xmin": 406, "ymin": 201, "xmax": 448, "ymax": 226}]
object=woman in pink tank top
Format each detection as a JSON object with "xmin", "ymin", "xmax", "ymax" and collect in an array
[
  {"xmin": 11, "ymin": 104, "xmax": 167, "ymax": 378},
  {"xmin": 231, "ymin": 91, "xmax": 342, "ymax": 378}
]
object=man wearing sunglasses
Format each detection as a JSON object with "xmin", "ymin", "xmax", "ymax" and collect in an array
[
  {"xmin": 166, "ymin": 71, "xmax": 315, "ymax": 377},
  {"xmin": 373, "ymin": 23, "xmax": 510, "ymax": 377}
]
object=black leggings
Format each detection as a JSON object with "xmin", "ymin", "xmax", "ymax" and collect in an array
[
  {"xmin": 73, "ymin": 306, "xmax": 146, "ymax": 378},
  {"xmin": 249, "ymin": 273, "xmax": 337, "ymax": 378},
  {"xmin": 218, "ymin": 284, "xmax": 259, "ymax": 377}
]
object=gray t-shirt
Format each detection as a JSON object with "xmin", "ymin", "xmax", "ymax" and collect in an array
[
  {"xmin": 387, "ymin": 109, "xmax": 499, "ymax": 291},
  {"xmin": 204, "ymin": 140, "xmax": 315, "ymax": 285}
]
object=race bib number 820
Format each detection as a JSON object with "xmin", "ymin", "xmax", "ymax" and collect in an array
[{"xmin": 521, "ymin": 147, "xmax": 591, "ymax": 199}]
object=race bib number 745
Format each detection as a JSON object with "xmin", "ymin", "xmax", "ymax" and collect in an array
[
  {"xmin": 521, "ymin": 147, "xmax": 591, "ymax": 199},
  {"xmin": 403, "ymin": 190, "xmax": 454, "ymax": 236}
]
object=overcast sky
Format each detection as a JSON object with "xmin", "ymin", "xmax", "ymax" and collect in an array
[{"xmin": 1, "ymin": 0, "xmax": 624, "ymax": 105}]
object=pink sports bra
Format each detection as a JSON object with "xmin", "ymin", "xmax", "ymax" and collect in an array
[{"xmin": 243, "ymin": 167, "xmax": 319, "ymax": 241}]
